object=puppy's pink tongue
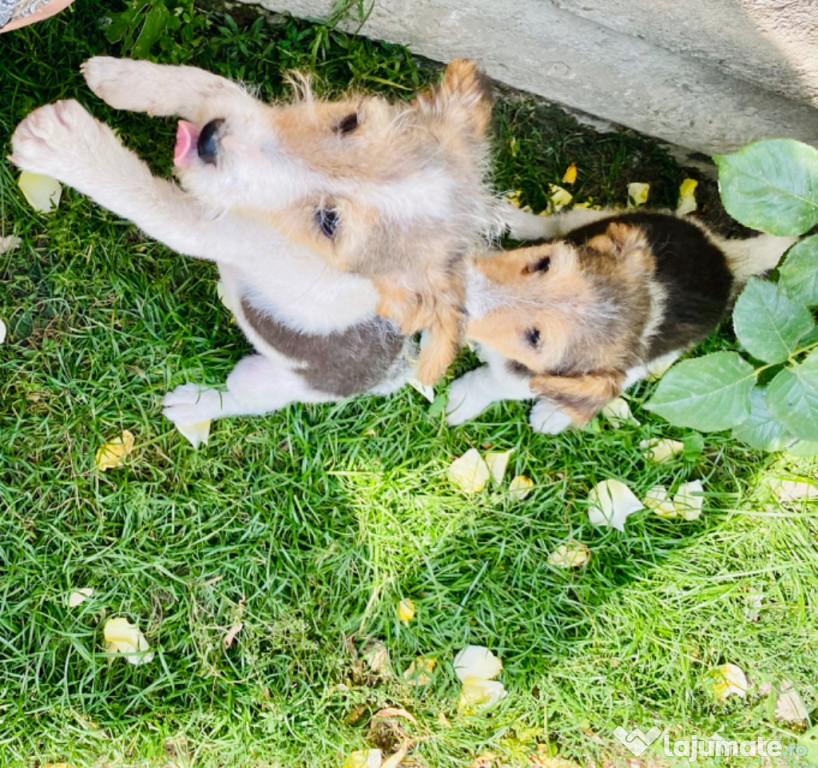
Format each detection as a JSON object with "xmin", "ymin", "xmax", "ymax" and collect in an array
[{"xmin": 174, "ymin": 120, "xmax": 199, "ymax": 167}]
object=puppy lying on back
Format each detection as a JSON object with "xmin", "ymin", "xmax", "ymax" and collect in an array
[{"xmin": 447, "ymin": 209, "xmax": 795, "ymax": 433}]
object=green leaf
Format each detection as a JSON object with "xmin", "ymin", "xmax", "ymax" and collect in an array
[
  {"xmin": 681, "ymin": 432, "xmax": 705, "ymax": 458},
  {"xmin": 778, "ymin": 235, "xmax": 818, "ymax": 307},
  {"xmin": 714, "ymin": 139, "xmax": 818, "ymax": 236},
  {"xmin": 132, "ymin": 4, "xmax": 171, "ymax": 58},
  {"xmin": 731, "ymin": 386, "xmax": 792, "ymax": 451},
  {"xmin": 766, "ymin": 350, "xmax": 818, "ymax": 441},
  {"xmin": 645, "ymin": 351, "xmax": 755, "ymax": 431},
  {"xmin": 732, "ymin": 278, "xmax": 814, "ymax": 363},
  {"xmin": 786, "ymin": 439, "xmax": 818, "ymax": 457}
]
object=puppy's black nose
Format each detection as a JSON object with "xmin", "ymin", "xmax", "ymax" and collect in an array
[{"xmin": 197, "ymin": 119, "xmax": 224, "ymax": 165}]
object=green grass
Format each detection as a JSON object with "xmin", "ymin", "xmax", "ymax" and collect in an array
[{"xmin": 1, "ymin": 2, "xmax": 817, "ymax": 767}]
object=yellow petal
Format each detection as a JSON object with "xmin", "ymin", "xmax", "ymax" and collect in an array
[
  {"xmin": 643, "ymin": 485, "xmax": 677, "ymax": 517},
  {"xmin": 18, "ymin": 171, "xmax": 62, "ymax": 213},
  {"xmin": 453, "ymin": 645, "xmax": 502, "ymax": 682},
  {"xmin": 448, "ymin": 448, "xmax": 490, "ymax": 493},
  {"xmin": 676, "ymin": 178, "xmax": 698, "ymax": 216},
  {"xmin": 94, "ymin": 430, "xmax": 135, "ymax": 471},
  {"xmin": 68, "ymin": 587, "xmax": 94, "ymax": 608},
  {"xmin": 673, "ymin": 480, "xmax": 704, "ymax": 520},
  {"xmin": 504, "ymin": 189, "xmax": 525, "ymax": 209},
  {"xmin": 103, "ymin": 617, "xmax": 154, "ymax": 665},
  {"xmin": 403, "ymin": 657, "xmax": 436, "ymax": 686},
  {"xmin": 397, "ymin": 598, "xmax": 415, "ymax": 623},
  {"xmin": 548, "ymin": 184, "xmax": 573, "ymax": 211},
  {"xmin": 626, "ymin": 182, "xmax": 650, "ymax": 208},
  {"xmin": 562, "ymin": 163, "xmax": 578, "ymax": 185},
  {"xmin": 587, "ymin": 479, "xmax": 643, "ymax": 531},
  {"xmin": 640, "ymin": 437, "xmax": 684, "ymax": 463},
  {"xmin": 343, "ymin": 749, "xmax": 382, "ymax": 768},
  {"xmin": 601, "ymin": 397, "xmax": 640, "ymax": 427},
  {"xmin": 0, "ymin": 319, "xmax": 6, "ymax": 345},
  {"xmin": 459, "ymin": 677, "xmax": 507, "ymax": 709},
  {"xmin": 484, "ymin": 449, "xmax": 513, "ymax": 484},
  {"xmin": 174, "ymin": 420, "xmax": 211, "ymax": 449},
  {"xmin": 509, "ymin": 475, "xmax": 534, "ymax": 500},
  {"xmin": 712, "ymin": 663, "xmax": 748, "ymax": 700},
  {"xmin": 547, "ymin": 541, "xmax": 590, "ymax": 568}
]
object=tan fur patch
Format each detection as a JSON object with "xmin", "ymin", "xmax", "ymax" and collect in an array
[{"xmin": 530, "ymin": 370, "xmax": 625, "ymax": 426}]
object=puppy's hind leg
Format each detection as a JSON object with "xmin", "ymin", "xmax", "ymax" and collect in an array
[
  {"xmin": 502, "ymin": 203, "xmax": 614, "ymax": 241},
  {"xmin": 162, "ymin": 355, "xmax": 339, "ymax": 426},
  {"xmin": 82, "ymin": 57, "xmax": 257, "ymax": 121}
]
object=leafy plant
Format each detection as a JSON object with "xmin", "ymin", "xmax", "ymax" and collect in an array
[{"xmin": 646, "ymin": 138, "xmax": 818, "ymax": 454}]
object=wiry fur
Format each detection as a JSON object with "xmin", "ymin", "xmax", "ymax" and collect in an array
[
  {"xmin": 447, "ymin": 209, "xmax": 796, "ymax": 433},
  {"xmin": 10, "ymin": 57, "xmax": 496, "ymax": 426}
]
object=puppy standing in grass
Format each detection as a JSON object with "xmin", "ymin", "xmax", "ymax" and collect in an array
[
  {"xmin": 447, "ymin": 208, "xmax": 795, "ymax": 433},
  {"xmin": 10, "ymin": 57, "xmax": 494, "ymax": 426}
]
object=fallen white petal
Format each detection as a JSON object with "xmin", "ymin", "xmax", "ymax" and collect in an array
[
  {"xmin": 0, "ymin": 235, "xmax": 22, "ymax": 255},
  {"xmin": 643, "ymin": 485, "xmax": 678, "ymax": 517},
  {"xmin": 0, "ymin": 319, "xmax": 6, "ymax": 345},
  {"xmin": 453, "ymin": 645, "xmax": 502, "ymax": 683},
  {"xmin": 775, "ymin": 681, "xmax": 808, "ymax": 725},
  {"xmin": 18, "ymin": 171, "xmax": 62, "ymax": 213},
  {"xmin": 448, "ymin": 449, "xmax": 490, "ymax": 493},
  {"xmin": 673, "ymin": 480, "xmax": 704, "ymax": 520},
  {"xmin": 343, "ymin": 749, "xmax": 382, "ymax": 768},
  {"xmin": 68, "ymin": 587, "xmax": 94, "ymax": 608},
  {"xmin": 459, "ymin": 677, "xmax": 507, "ymax": 708},
  {"xmin": 547, "ymin": 541, "xmax": 591, "ymax": 568},
  {"xmin": 485, "ymin": 449, "xmax": 513, "ymax": 484},
  {"xmin": 587, "ymin": 479, "xmax": 644, "ymax": 531},
  {"xmin": 103, "ymin": 617, "xmax": 154, "ymax": 665},
  {"xmin": 641, "ymin": 437, "xmax": 684, "ymax": 463},
  {"xmin": 744, "ymin": 593, "xmax": 763, "ymax": 622},
  {"xmin": 601, "ymin": 397, "xmax": 640, "ymax": 427},
  {"xmin": 768, "ymin": 477, "xmax": 818, "ymax": 502},
  {"xmin": 509, "ymin": 475, "xmax": 534, "ymax": 500},
  {"xmin": 713, "ymin": 663, "xmax": 748, "ymax": 700},
  {"xmin": 174, "ymin": 420, "xmax": 211, "ymax": 449}
]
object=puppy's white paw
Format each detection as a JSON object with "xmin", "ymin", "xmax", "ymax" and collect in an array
[
  {"xmin": 446, "ymin": 377, "xmax": 488, "ymax": 426},
  {"xmin": 82, "ymin": 57, "xmax": 165, "ymax": 114},
  {"xmin": 10, "ymin": 100, "xmax": 111, "ymax": 182},
  {"xmin": 529, "ymin": 399, "xmax": 573, "ymax": 435},
  {"xmin": 162, "ymin": 383, "xmax": 226, "ymax": 425}
]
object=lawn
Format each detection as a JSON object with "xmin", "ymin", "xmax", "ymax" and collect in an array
[{"xmin": 0, "ymin": 2, "xmax": 816, "ymax": 767}]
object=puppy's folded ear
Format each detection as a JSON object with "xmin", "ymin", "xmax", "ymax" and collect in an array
[
  {"xmin": 414, "ymin": 58, "xmax": 493, "ymax": 139},
  {"xmin": 586, "ymin": 222, "xmax": 654, "ymax": 271},
  {"xmin": 530, "ymin": 369, "xmax": 624, "ymax": 427}
]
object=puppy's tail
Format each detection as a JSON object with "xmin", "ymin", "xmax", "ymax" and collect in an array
[{"xmin": 717, "ymin": 233, "xmax": 798, "ymax": 283}]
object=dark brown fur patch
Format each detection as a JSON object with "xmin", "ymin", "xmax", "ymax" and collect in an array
[{"xmin": 240, "ymin": 298, "xmax": 406, "ymax": 397}]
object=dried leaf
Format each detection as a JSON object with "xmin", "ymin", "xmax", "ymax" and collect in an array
[
  {"xmin": 676, "ymin": 178, "xmax": 699, "ymax": 216},
  {"xmin": 643, "ymin": 485, "xmax": 677, "ymax": 518},
  {"xmin": 372, "ymin": 707, "xmax": 418, "ymax": 725},
  {"xmin": 397, "ymin": 598, "xmax": 415, "ymax": 623},
  {"xmin": 94, "ymin": 430, "xmax": 135, "ymax": 471},
  {"xmin": 403, "ymin": 657, "xmax": 436, "ymax": 686},
  {"xmin": 562, "ymin": 163, "xmax": 578, "ymax": 185},
  {"xmin": 509, "ymin": 475, "xmax": 534, "ymax": 500},
  {"xmin": 103, "ymin": 617, "xmax": 154, "ymax": 665},
  {"xmin": 674, "ymin": 480, "xmax": 704, "ymax": 520},
  {"xmin": 485, "ymin": 449, "xmax": 513, "ymax": 484},
  {"xmin": 640, "ymin": 437, "xmax": 684, "ymax": 463},
  {"xmin": 627, "ymin": 182, "xmax": 650, "ymax": 208},
  {"xmin": 19, "ymin": 171, "xmax": 62, "ymax": 212},
  {"xmin": 454, "ymin": 645, "xmax": 502, "ymax": 682},
  {"xmin": 775, "ymin": 681, "xmax": 808, "ymax": 725},
  {"xmin": 223, "ymin": 622, "xmax": 244, "ymax": 649},
  {"xmin": 448, "ymin": 449, "xmax": 490, "ymax": 493},
  {"xmin": 174, "ymin": 420, "xmax": 211, "ymax": 449},
  {"xmin": 601, "ymin": 397, "xmax": 640, "ymax": 427},
  {"xmin": 712, "ymin": 663, "xmax": 748, "ymax": 700},
  {"xmin": 68, "ymin": 587, "xmax": 94, "ymax": 608},
  {"xmin": 381, "ymin": 740, "xmax": 412, "ymax": 768},
  {"xmin": 547, "ymin": 541, "xmax": 591, "ymax": 568},
  {"xmin": 587, "ymin": 479, "xmax": 644, "ymax": 531}
]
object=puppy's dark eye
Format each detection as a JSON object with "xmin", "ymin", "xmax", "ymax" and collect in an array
[
  {"xmin": 197, "ymin": 118, "xmax": 224, "ymax": 166},
  {"xmin": 335, "ymin": 112, "xmax": 359, "ymax": 135},
  {"xmin": 523, "ymin": 256, "xmax": 551, "ymax": 274},
  {"xmin": 317, "ymin": 208, "xmax": 339, "ymax": 239},
  {"xmin": 523, "ymin": 327, "xmax": 541, "ymax": 347}
]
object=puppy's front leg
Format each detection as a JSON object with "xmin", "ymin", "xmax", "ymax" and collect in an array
[
  {"xmin": 82, "ymin": 57, "xmax": 256, "ymax": 121},
  {"xmin": 446, "ymin": 362, "xmax": 534, "ymax": 425},
  {"xmin": 11, "ymin": 100, "xmax": 235, "ymax": 261}
]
